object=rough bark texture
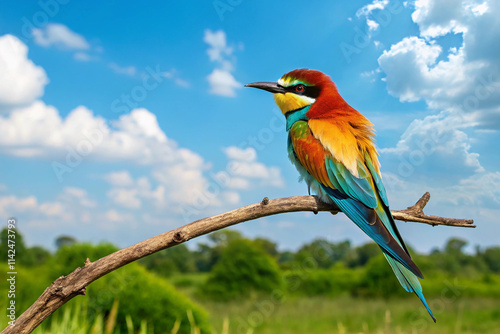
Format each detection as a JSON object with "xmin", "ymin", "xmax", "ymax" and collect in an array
[{"xmin": 1, "ymin": 193, "xmax": 474, "ymax": 334}]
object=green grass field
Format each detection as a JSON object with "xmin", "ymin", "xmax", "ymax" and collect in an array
[
  {"xmin": 198, "ymin": 296, "xmax": 500, "ymax": 334},
  {"xmin": 19, "ymin": 295, "xmax": 499, "ymax": 334},
  {"xmin": 170, "ymin": 273, "xmax": 500, "ymax": 334}
]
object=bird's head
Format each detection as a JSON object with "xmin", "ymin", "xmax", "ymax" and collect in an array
[{"xmin": 245, "ymin": 69, "xmax": 337, "ymax": 115}]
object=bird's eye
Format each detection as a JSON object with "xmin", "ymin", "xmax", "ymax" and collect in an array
[{"xmin": 295, "ymin": 84, "xmax": 305, "ymax": 94}]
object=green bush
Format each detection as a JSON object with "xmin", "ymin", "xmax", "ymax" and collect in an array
[
  {"xmin": 285, "ymin": 263, "xmax": 359, "ymax": 297},
  {"xmin": 140, "ymin": 244, "xmax": 197, "ymax": 277},
  {"xmin": 202, "ymin": 239, "xmax": 284, "ymax": 301},
  {"xmin": 357, "ymin": 254, "xmax": 407, "ymax": 298},
  {"xmin": 422, "ymin": 273, "xmax": 500, "ymax": 298},
  {"xmin": 294, "ymin": 239, "xmax": 352, "ymax": 269},
  {"xmin": 88, "ymin": 264, "xmax": 211, "ymax": 333},
  {"xmin": 344, "ymin": 242, "xmax": 380, "ymax": 268},
  {"xmin": 53, "ymin": 242, "xmax": 118, "ymax": 276},
  {"xmin": 47, "ymin": 243, "xmax": 211, "ymax": 333},
  {"xmin": 481, "ymin": 247, "xmax": 500, "ymax": 273},
  {"xmin": 170, "ymin": 273, "xmax": 208, "ymax": 289}
]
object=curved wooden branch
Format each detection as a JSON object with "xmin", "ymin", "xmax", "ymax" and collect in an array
[{"xmin": 1, "ymin": 193, "xmax": 474, "ymax": 334}]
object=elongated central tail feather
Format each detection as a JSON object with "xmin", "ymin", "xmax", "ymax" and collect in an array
[{"xmin": 383, "ymin": 253, "xmax": 436, "ymax": 322}]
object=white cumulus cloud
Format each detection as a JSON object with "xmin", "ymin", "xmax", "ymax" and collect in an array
[
  {"xmin": 379, "ymin": 0, "xmax": 500, "ymax": 126},
  {"xmin": 222, "ymin": 146, "xmax": 284, "ymax": 189},
  {"xmin": 0, "ymin": 35, "xmax": 48, "ymax": 108},
  {"xmin": 204, "ymin": 29, "xmax": 242, "ymax": 97},
  {"xmin": 380, "ymin": 110, "xmax": 483, "ymax": 180},
  {"xmin": 376, "ymin": 0, "xmax": 500, "ymax": 183},
  {"xmin": 207, "ymin": 69, "xmax": 241, "ymax": 97},
  {"xmin": 0, "ymin": 103, "xmax": 216, "ymax": 206},
  {"xmin": 106, "ymin": 175, "xmax": 165, "ymax": 209},
  {"xmin": 0, "ymin": 186, "xmax": 95, "ymax": 227}
]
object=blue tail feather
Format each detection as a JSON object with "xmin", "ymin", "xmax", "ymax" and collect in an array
[
  {"xmin": 321, "ymin": 185, "xmax": 435, "ymax": 322},
  {"xmin": 384, "ymin": 254, "xmax": 436, "ymax": 322},
  {"xmin": 322, "ymin": 186, "xmax": 423, "ymax": 278}
]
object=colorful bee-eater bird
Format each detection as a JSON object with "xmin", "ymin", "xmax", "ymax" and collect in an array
[{"xmin": 246, "ymin": 69, "xmax": 435, "ymax": 322}]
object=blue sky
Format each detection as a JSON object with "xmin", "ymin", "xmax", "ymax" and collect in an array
[{"xmin": 0, "ymin": 0, "xmax": 499, "ymax": 253}]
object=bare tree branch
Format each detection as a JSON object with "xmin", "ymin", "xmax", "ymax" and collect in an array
[
  {"xmin": 1, "ymin": 193, "xmax": 474, "ymax": 334},
  {"xmin": 394, "ymin": 192, "xmax": 475, "ymax": 228}
]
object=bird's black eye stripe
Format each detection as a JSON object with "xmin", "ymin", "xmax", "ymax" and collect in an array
[{"xmin": 285, "ymin": 84, "xmax": 320, "ymax": 98}]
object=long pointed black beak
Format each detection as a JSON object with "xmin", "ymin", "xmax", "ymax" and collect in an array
[{"xmin": 245, "ymin": 82, "xmax": 286, "ymax": 94}]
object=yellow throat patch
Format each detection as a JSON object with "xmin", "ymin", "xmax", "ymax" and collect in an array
[{"xmin": 274, "ymin": 93, "xmax": 314, "ymax": 115}]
